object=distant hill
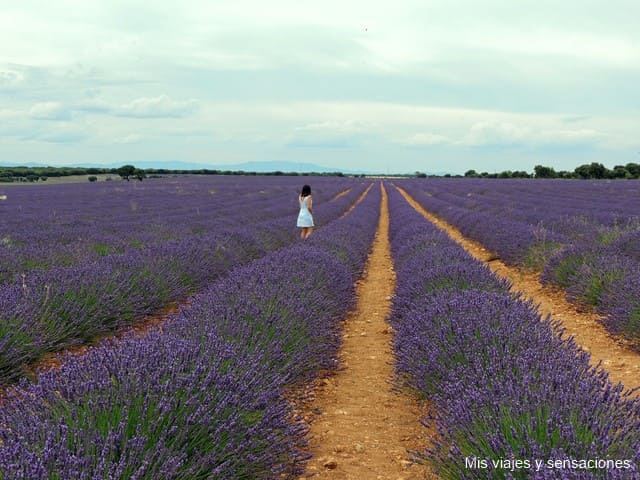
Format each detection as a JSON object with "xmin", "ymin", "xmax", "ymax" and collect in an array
[
  {"xmin": 0, "ymin": 161, "xmax": 52, "ymax": 168},
  {"xmin": 211, "ymin": 161, "xmax": 350, "ymax": 173},
  {"xmin": 129, "ymin": 160, "xmax": 353, "ymax": 173}
]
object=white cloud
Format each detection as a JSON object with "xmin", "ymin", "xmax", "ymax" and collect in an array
[
  {"xmin": 294, "ymin": 120, "xmax": 369, "ymax": 134},
  {"xmin": 471, "ymin": 30, "xmax": 639, "ymax": 68},
  {"xmin": 114, "ymin": 95, "xmax": 198, "ymax": 118},
  {"xmin": 74, "ymin": 96, "xmax": 198, "ymax": 119},
  {"xmin": 25, "ymin": 125, "xmax": 88, "ymax": 144},
  {"xmin": 0, "ymin": 109, "xmax": 20, "ymax": 122},
  {"xmin": 115, "ymin": 134, "xmax": 144, "ymax": 144},
  {"xmin": 399, "ymin": 133, "xmax": 450, "ymax": 146},
  {"xmin": 29, "ymin": 102, "xmax": 71, "ymax": 121},
  {"xmin": 193, "ymin": 100, "xmax": 639, "ymax": 152},
  {"xmin": 463, "ymin": 121, "xmax": 531, "ymax": 147},
  {"xmin": 287, "ymin": 120, "xmax": 370, "ymax": 148},
  {"xmin": 538, "ymin": 128, "xmax": 609, "ymax": 145},
  {"xmin": 0, "ymin": 69, "xmax": 25, "ymax": 87},
  {"xmin": 461, "ymin": 121, "xmax": 609, "ymax": 148}
]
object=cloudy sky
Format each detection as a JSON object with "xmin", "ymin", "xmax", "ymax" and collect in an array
[{"xmin": 1, "ymin": 1, "xmax": 639, "ymax": 174}]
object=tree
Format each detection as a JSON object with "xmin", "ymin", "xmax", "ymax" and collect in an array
[
  {"xmin": 464, "ymin": 169, "xmax": 478, "ymax": 177},
  {"xmin": 625, "ymin": 162, "xmax": 640, "ymax": 178},
  {"xmin": 557, "ymin": 170, "xmax": 575, "ymax": 179},
  {"xmin": 534, "ymin": 165, "xmax": 557, "ymax": 178},
  {"xmin": 414, "ymin": 171, "xmax": 427, "ymax": 178},
  {"xmin": 117, "ymin": 164, "xmax": 137, "ymax": 181},
  {"xmin": 134, "ymin": 169, "xmax": 146, "ymax": 181},
  {"xmin": 611, "ymin": 165, "xmax": 630, "ymax": 179},
  {"xmin": 574, "ymin": 162, "xmax": 608, "ymax": 179},
  {"xmin": 88, "ymin": 176, "xmax": 98, "ymax": 182}
]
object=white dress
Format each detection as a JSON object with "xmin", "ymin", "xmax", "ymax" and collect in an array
[{"xmin": 297, "ymin": 195, "xmax": 314, "ymax": 227}]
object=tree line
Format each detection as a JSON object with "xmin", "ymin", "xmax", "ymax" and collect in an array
[
  {"xmin": 2, "ymin": 162, "xmax": 640, "ymax": 182},
  {"xmin": 0, "ymin": 165, "xmax": 349, "ymax": 182},
  {"xmin": 462, "ymin": 162, "xmax": 640, "ymax": 179}
]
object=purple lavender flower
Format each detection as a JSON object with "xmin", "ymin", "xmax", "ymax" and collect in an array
[
  {"xmin": 0, "ymin": 180, "xmax": 381, "ymax": 478},
  {"xmin": 386, "ymin": 184, "xmax": 640, "ymax": 479}
]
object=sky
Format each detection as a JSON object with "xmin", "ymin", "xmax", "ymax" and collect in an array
[{"xmin": 1, "ymin": 1, "xmax": 639, "ymax": 174}]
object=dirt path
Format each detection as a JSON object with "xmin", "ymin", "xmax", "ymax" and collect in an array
[
  {"xmin": 394, "ymin": 185, "xmax": 640, "ymax": 392},
  {"xmin": 331, "ymin": 188, "xmax": 352, "ymax": 201},
  {"xmin": 298, "ymin": 183, "xmax": 436, "ymax": 480}
]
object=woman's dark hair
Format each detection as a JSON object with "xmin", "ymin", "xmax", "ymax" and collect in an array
[{"xmin": 301, "ymin": 184, "xmax": 311, "ymax": 197}]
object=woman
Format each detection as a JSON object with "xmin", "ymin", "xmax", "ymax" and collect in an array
[{"xmin": 297, "ymin": 184, "xmax": 314, "ymax": 239}]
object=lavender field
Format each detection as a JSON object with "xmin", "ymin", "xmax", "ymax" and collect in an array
[
  {"xmin": 0, "ymin": 175, "xmax": 382, "ymax": 478},
  {"xmin": 387, "ymin": 184, "xmax": 640, "ymax": 479},
  {"xmin": 0, "ymin": 176, "xmax": 370, "ymax": 383},
  {"xmin": 396, "ymin": 178, "xmax": 640, "ymax": 347},
  {"xmin": 0, "ymin": 176, "xmax": 639, "ymax": 478}
]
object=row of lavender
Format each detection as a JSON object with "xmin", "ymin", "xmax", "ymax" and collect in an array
[
  {"xmin": 396, "ymin": 178, "xmax": 640, "ymax": 346},
  {"xmin": 0, "ymin": 182, "xmax": 381, "ymax": 479},
  {"xmin": 0, "ymin": 178, "xmax": 369, "ymax": 384},
  {"xmin": 386, "ymin": 184, "xmax": 640, "ymax": 479},
  {"xmin": 0, "ymin": 176, "xmax": 355, "ymax": 281}
]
